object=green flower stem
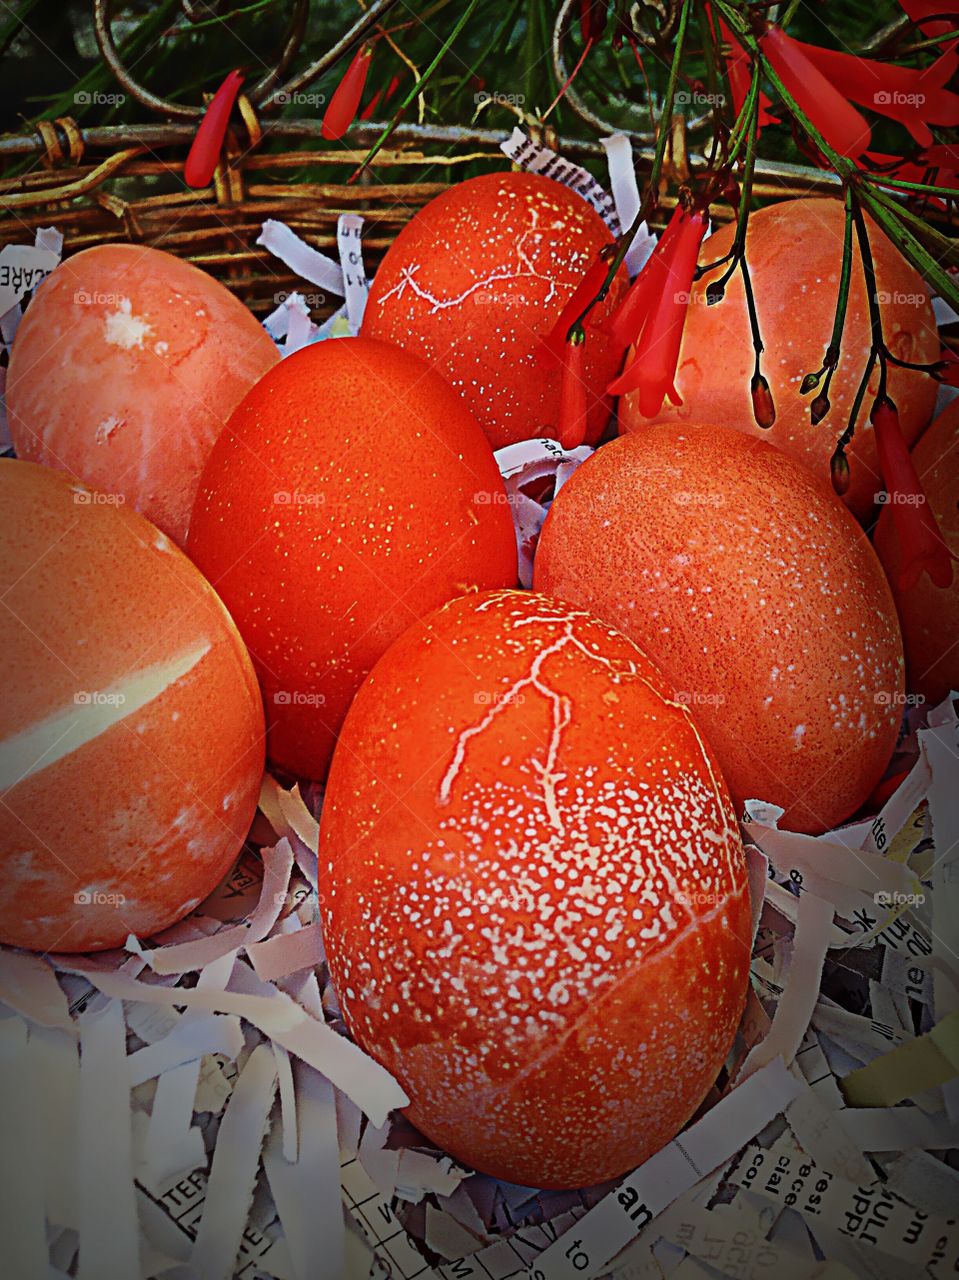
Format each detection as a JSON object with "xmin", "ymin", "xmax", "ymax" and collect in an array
[
  {"xmin": 567, "ymin": 0, "xmax": 694, "ymax": 338},
  {"xmin": 355, "ymin": 0, "xmax": 484, "ymax": 175}
]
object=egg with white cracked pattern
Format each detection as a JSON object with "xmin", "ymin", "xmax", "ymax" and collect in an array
[
  {"xmin": 0, "ymin": 460, "xmax": 265, "ymax": 952},
  {"xmin": 363, "ymin": 171, "xmax": 628, "ymax": 449},
  {"xmin": 320, "ymin": 589, "xmax": 751, "ymax": 1188},
  {"xmin": 6, "ymin": 244, "xmax": 279, "ymax": 546}
]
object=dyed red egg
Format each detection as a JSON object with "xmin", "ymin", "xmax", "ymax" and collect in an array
[
  {"xmin": 874, "ymin": 399, "xmax": 959, "ymax": 706},
  {"xmin": 534, "ymin": 426, "xmax": 905, "ymax": 834},
  {"xmin": 0, "ymin": 460, "xmax": 265, "ymax": 953},
  {"xmin": 187, "ymin": 337, "xmax": 518, "ymax": 781},
  {"xmin": 321, "ymin": 589, "xmax": 751, "ymax": 1188},
  {"xmin": 7, "ymin": 244, "xmax": 279, "ymax": 546},
  {"xmin": 362, "ymin": 171, "xmax": 628, "ymax": 449},
  {"xmin": 620, "ymin": 198, "xmax": 939, "ymax": 521}
]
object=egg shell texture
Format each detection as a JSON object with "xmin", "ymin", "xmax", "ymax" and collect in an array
[
  {"xmin": 321, "ymin": 589, "xmax": 751, "ymax": 1189},
  {"xmin": 874, "ymin": 399, "xmax": 959, "ymax": 706},
  {"xmin": 0, "ymin": 460, "xmax": 265, "ymax": 952},
  {"xmin": 363, "ymin": 171, "xmax": 628, "ymax": 449},
  {"xmin": 620, "ymin": 198, "xmax": 939, "ymax": 521},
  {"xmin": 534, "ymin": 426, "xmax": 905, "ymax": 835},
  {"xmin": 187, "ymin": 337, "xmax": 518, "ymax": 781},
  {"xmin": 6, "ymin": 244, "xmax": 280, "ymax": 546}
]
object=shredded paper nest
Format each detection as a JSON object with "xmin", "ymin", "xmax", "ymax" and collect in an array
[
  {"xmin": 1, "ymin": 692, "xmax": 957, "ymax": 1280},
  {"xmin": 1, "ymin": 131, "xmax": 958, "ymax": 1280}
]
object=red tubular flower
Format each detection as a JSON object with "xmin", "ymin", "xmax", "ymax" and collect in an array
[
  {"xmin": 537, "ymin": 253, "xmax": 610, "ymax": 369},
  {"xmin": 871, "ymin": 396, "xmax": 955, "ymax": 589},
  {"xmin": 792, "ymin": 40, "xmax": 959, "ymax": 149},
  {"xmin": 606, "ymin": 206, "xmax": 684, "ymax": 349},
  {"xmin": 580, "ymin": 0, "xmax": 608, "ymax": 44},
  {"xmin": 558, "ymin": 331, "xmax": 588, "ymax": 449},
  {"xmin": 606, "ymin": 209, "xmax": 708, "ymax": 418},
  {"xmin": 760, "ymin": 26, "xmax": 872, "ymax": 158},
  {"xmin": 184, "ymin": 69, "xmax": 244, "ymax": 189},
  {"xmin": 899, "ymin": 0, "xmax": 958, "ymax": 42},
  {"xmin": 322, "ymin": 43, "xmax": 374, "ymax": 141},
  {"xmin": 714, "ymin": 15, "xmax": 779, "ymax": 133}
]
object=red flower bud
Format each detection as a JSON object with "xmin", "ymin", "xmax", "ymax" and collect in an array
[
  {"xmin": 322, "ymin": 44, "xmax": 374, "ymax": 142},
  {"xmin": 830, "ymin": 447, "xmax": 850, "ymax": 496},
  {"xmin": 558, "ymin": 331, "xmax": 588, "ymax": 450},
  {"xmin": 750, "ymin": 373, "xmax": 776, "ymax": 429},
  {"xmin": 184, "ymin": 69, "xmax": 244, "ymax": 189}
]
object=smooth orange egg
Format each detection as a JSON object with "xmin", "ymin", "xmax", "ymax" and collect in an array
[
  {"xmin": 0, "ymin": 460, "xmax": 265, "ymax": 953},
  {"xmin": 187, "ymin": 337, "xmax": 518, "ymax": 781},
  {"xmin": 874, "ymin": 398, "xmax": 959, "ymax": 707},
  {"xmin": 7, "ymin": 244, "xmax": 279, "ymax": 546},
  {"xmin": 620, "ymin": 198, "xmax": 939, "ymax": 521},
  {"xmin": 534, "ymin": 426, "xmax": 905, "ymax": 834},
  {"xmin": 362, "ymin": 171, "xmax": 628, "ymax": 449},
  {"xmin": 321, "ymin": 589, "xmax": 751, "ymax": 1188}
]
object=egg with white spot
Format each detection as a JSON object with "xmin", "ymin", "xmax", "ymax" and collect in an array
[
  {"xmin": 0, "ymin": 460, "xmax": 265, "ymax": 952},
  {"xmin": 363, "ymin": 172, "xmax": 628, "ymax": 449},
  {"xmin": 321, "ymin": 589, "xmax": 750, "ymax": 1188},
  {"xmin": 534, "ymin": 425, "xmax": 905, "ymax": 833},
  {"xmin": 7, "ymin": 245, "xmax": 279, "ymax": 545}
]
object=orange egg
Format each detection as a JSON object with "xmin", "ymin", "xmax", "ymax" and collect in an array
[
  {"xmin": 874, "ymin": 398, "xmax": 959, "ymax": 707},
  {"xmin": 0, "ymin": 460, "xmax": 265, "ymax": 953},
  {"xmin": 534, "ymin": 426, "xmax": 904, "ymax": 834},
  {"xmin": 362, "ymin": 171, "xmax": 628, "ymax": 449},
  {"xmin": 321, "ymin": 589, "xmax": 751, "ymax": 1188},
  {"xmin": 187, "ymin": 337, "xmax": 518, "ymax": 781},
  {"xmin": 7, "ymin": 244, "xmax": 279, "ymax": 546},
  {"xmin": 620, "ymin": 198, "xmax": 939, "ymax": 521}
]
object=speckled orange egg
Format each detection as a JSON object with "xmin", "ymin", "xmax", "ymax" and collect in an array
[
  {"xmin": 362, "ymin": 171, "xmax": 628, "ymax": 449},
  {"xmin": 874, "ymin": 399, "xmax": 959, "ymax": 707},
  {"xmin": 321, "ymin": 589, "xmax": 751, "ymax": 1189},
  {"xmin": 0, "ymin": 460, "xmax": 265, "ymax": 953},
  {"xmin": 187, "ymin": 337, "xmax": 518, "ymax": 781},
  {"xmin": 7, "ymin": 244, "xmax": 279, "ymax": 546},
  {"xmin": 534, "ymin": 426, "xmax": 905, "ymax": 834},
  {"xmin": 620, "ymin": 198, "xmax": 939, "ymax": 521}
]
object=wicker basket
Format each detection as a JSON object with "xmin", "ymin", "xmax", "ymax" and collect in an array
[{"xmin": 0, "ymin": 0, "xmax": 871, "ymax": 324}]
